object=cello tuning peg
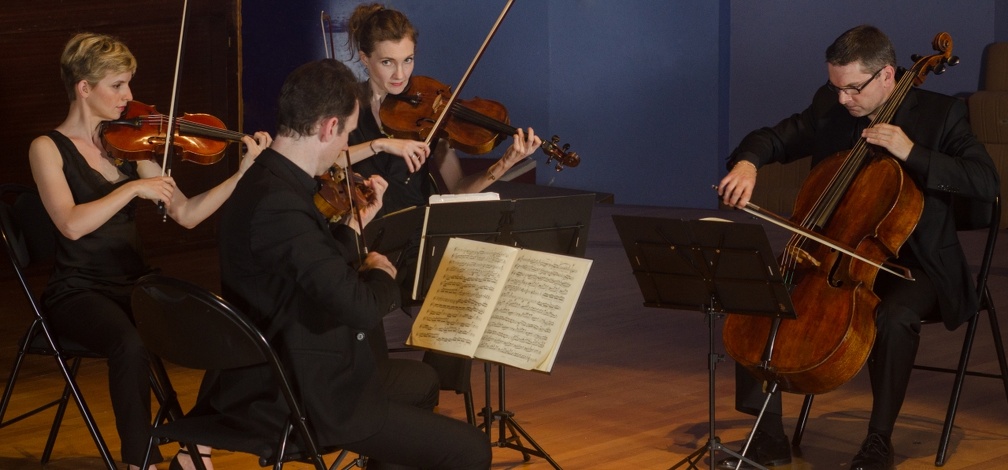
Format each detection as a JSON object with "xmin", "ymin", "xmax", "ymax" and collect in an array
[
  {"xmin": 910, "ymin": 53, "xmax": 922, "ymax": 61},
  {"xmin": 948, "ymin": 55, "xmax": 960, "ymax": 66},
  {"xmin": 935, "ymin": 64, "xmax": 947, "ymax": 75}
]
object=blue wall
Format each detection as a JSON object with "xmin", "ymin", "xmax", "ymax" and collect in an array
[{"xmin": 242, "ymin": 1, "xmax": 1008, "ymax": 208}]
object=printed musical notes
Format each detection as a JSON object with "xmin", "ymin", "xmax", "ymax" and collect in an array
[{"xmin": 406, "ymin": 237, "xmax": 592, "ymax": 372}]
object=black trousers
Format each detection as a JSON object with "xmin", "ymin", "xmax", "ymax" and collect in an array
[
  {"xmin": 341, "ymin": 359, "xmax": 491, "ymax": 470},
  {"xmin": 47, "ymin": 290, "xmax": 162, "ymax": 467},
  {"xmin": 734, "ymin": 266, "xmax": 941, "ymax": 436}
]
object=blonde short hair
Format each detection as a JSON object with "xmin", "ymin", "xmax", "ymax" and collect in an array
[{"xmin": 60, "ymin": 32, "xmax": 137, "ymax": 101}]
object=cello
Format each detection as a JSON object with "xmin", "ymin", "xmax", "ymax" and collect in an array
[{"xmin": 722, "ymin": 33, "xmax": 959, "ymax": 395}]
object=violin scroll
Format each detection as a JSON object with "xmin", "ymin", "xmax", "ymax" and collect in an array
[{"xmin": 542, "ymin": 135, "xmax": 580, "ymax": 171}]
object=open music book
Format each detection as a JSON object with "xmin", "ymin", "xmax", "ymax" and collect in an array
[{"xmin": 406, "ymin": 237, "xmax": 592, "ymax": 372}]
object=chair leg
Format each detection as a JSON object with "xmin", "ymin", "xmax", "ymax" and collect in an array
[
  {"xmin": 791, "ymin": 394, "xmax": 814, "ymax": 448},
  {"xmin": 463, "ymin": 389, "xmax": 476, "ymax": 426},
  {"xmin": 48, "ymin": 355, "xmax": 117, "ymax": 470},
  {"xmin": 983, "ymin": 295, "xmax": 1008, "ymax": 403},
  {"xmin": 0, "ymin": 332, "xmax": 31, "ymax": 426},
  {"xmin": 41, "ymin": 357, "xmax": 79, "ymax": 464},
  {"xmin": 935, "ymin": 314, "xmax": 982, "ymax": 466}
]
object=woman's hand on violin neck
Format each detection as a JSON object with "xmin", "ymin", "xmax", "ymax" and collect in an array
[
  {"xmin": 502, "ymin": 127, "xmax": 541, "ymax": 167},
  {"xmin": 132, "ymin": 176, "xmax": 177, "ymax": 208},
  {"xmin": 238, "ymin": 131, "xmax": 273, "ymax": 174},
  {"xmin": 380, "ymin": 138, "xmax": 430, "ymax": 172}
]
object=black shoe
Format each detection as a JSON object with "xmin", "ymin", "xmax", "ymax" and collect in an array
[
  {"xmin": 169, "ymin": 448, "xmax": 212, "ymax": 470},
  {"xmin": 716, "ymin": 430, "xmax": 792, "ymax": 469},
  {"xmin": 850, "ymin": 433, "xmax": 894, "ymax": 470}
]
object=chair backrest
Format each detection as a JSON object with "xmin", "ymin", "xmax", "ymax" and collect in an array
[
  {"xmin": 131, "ymin": 274, "xmax": 277, "ymax": 371},
  {"xmin": 954, "ymin": 195, "xmax": 1001, "ymax": 298},
  {"xmin": 983, "ymin": 42, "xmax": 1008, "ymax": 91},
  {"xmin": 0, "ymin": 184, "xmax": 56, "ymax": 269},
  {"xmin": 0, "ymin": 184, "xmax": 56, "ymax": 326},
  {"xmin": 131, "ymin": 274, "xmax": 324, "ymax": 464}
]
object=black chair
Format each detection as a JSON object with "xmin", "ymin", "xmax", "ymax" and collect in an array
[
  {"xmin": 792, "ymin": 196, "xmax": 1008, "ymax": 466},
  {"xmin": 0, "ymin": 184, "xmax": 117, "ymax": 469},
  {"xmin": 131, "ymin": 273, "xmax": 363, "ymax": 470}
]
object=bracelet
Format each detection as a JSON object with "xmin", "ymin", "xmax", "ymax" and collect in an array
[
  {"xmin": 734, "ymin": 160, "xmax": 758, "ymax": 174},
  {"xmin": 369, "ymin": 140, "xmax": 378, "ymax": 155}
]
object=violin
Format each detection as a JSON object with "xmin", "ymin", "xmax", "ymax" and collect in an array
[
  {"xmin": 379, "ymin": 75, "xmax": 580, "ymax": 171},
  {"xmin": 314, "ymin": 165, "xmax": 377, "ymax": 222},
  {"xmin": 101, "ymin": 100, "xmax": 250, "ymax": 165}
]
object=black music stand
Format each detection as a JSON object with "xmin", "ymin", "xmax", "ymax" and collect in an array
[
  {"xmin": 411, "ymin": 193, "xmax": 594, "ymax": 469},
  {"xmin": 612, "ymin": 215, "xmax": 795, "ymax": 470}
]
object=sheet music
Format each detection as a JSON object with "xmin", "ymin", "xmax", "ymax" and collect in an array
[
  {"xmin": 474, "ymin": 249, "xmax": 591, "ymax": 371},
  {"xmin": 408, "ymin": 239, "xmax": 517, "ymax": 357}
]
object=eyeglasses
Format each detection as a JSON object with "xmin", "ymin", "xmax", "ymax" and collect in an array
[{"xmin": 826, "ymin": 68, "xmax": 883, "ymax": 96}]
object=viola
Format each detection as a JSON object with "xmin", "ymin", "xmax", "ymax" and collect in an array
[
  {"xmin": 314, "ymin": 165, "xmax": 376, "ymax": 222},
  {"xmin": 379, "ymin": 75, "xmax": 580, "ymax": 171},
  {"xmin": 721, "ymin": 33, "xmax": 958, "ymax": 395},
  {"xmin": 101, "ymin": 100, "xmax": 250, "ymax": 165}
]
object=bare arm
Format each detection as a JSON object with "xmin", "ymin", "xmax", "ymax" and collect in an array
[
  {"xmin": 30, "ymin": 135, "xmax": 175, "ymax": 240},
  {"xmin": 436, "ymin": 127, "xmax": 541, "ymax": 194},
  {"xmin": 161, "ymin": 131, "xmax": 271, "ymax": 228}
]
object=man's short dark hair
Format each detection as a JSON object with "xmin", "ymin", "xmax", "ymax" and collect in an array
[
  {"xmin": 276, "ymin": 59, "xmax": 364, "ymax": 137},
  {"xmin": 825, "ymin": 25, "xmax": 897, "ymax": 73}
]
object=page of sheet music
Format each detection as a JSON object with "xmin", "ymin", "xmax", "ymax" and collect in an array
[
  {"xmin": 474, "ymin": 249, "xmax": 592, "ymax": 372},
  {"xmin": 408, "ymin": 238, "xmax": 517, "ymax": 357}
]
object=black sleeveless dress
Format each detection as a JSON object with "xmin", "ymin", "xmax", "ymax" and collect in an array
[{"xmin": 42, "ymin": 130, "xmax": 151, "ymax": 309}]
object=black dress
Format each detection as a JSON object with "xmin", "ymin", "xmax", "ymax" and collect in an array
[{"xmin": 350, "ymin": 99, "xmax": 473, "ymax": 394}]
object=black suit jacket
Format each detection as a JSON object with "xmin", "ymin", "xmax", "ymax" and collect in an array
[
  {"xmin": 729, "ymin": 86, "xmax": 999, "ymax": 329},
  {"xmin": 198, "ymin": 149, "xmax": 401, "ymax": 446}
]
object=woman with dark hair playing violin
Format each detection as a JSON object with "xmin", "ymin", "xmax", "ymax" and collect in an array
[
  {"xmin": 341, "ymin": 2, "xmax": 543, "ymax": 407},
  {"xmin": 28, "ymin": 32, "xmax": 270, "ymax": 470},
  {"xmin": 344, "ymin": 3, "xmax": 542, "ymax": 216}
]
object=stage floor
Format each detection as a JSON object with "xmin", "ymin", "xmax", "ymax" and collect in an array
[{"xmin": 1, "ymin": 202, "xmax": 1006, "ymax": 469}]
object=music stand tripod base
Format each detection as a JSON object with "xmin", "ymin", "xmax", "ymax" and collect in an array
[
  {"xmin": 612, "ymin": 216, "xmax": 794, "ymax": 470},
  {"xmin": 479, "ymin": 361, "xmax": 563, "ymax": 469}
]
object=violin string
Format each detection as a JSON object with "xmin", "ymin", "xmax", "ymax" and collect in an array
[
  {"xmin": 140, "ymin": 115, "xmax": 247, "ymax": 141},
  {"xmin": 450, "ymin": 102, "xmax": 515, "ymax": 135}
]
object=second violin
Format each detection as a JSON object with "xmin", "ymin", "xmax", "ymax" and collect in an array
[{"xmin": 380, "ymin": 75, "xmax": 580, "ymax": 171}]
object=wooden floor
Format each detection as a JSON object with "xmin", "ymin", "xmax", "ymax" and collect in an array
[{"xmin": 1, "ymin": 202, "xmax": 1007, "ymax": 469}]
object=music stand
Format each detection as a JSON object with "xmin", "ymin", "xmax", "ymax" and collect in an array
[
  {"xmin": 612, "ymin": 215, "xmax": 795, "ymax": 470},
  {"xmin": 412, "ymin": 193, "xmax": 595, "ymax": 469}
]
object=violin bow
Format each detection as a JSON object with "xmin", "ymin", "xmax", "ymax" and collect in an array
[
  {"xmin": 403, "ymin": 0, "xmax": 515, "ymax": 186},
  {"xmin": 421, "ymin": 0, "xmax": 514, "ymax": 149},
  {"xmin": 344, "ymin": 150, "xmax": 368, "ymax": 264},
  {"xmin": 321, "ymin": 11, "xmax": 336, "ymax": 60},
  {"xmin": 158, "ymin": 0, "xmax": 190, "ymax": 221}
]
